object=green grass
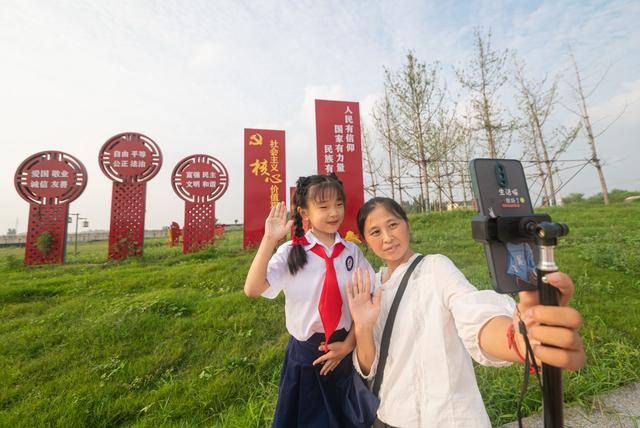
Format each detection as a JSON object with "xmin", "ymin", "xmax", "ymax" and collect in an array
[{"xmin": 1, "ymin": 203, "xmax": 639, "ymax": 426}]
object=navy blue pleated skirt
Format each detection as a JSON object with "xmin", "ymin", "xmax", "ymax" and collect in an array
[{"xmin": 272, "ymin": 329, "xmax": 371, "ymax": 428}]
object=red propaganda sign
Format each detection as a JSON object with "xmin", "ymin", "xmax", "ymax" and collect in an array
[
  {"xmin": 171, "ymin": 154, "xmax": 229, "ymax": 253},
  {"xmin": 315, "ymin": 99, "xmax": 363, "ymax": 243},
  {"xmin": 14, "ymin": 151, "xmax": 88, "ymax": 265},
  {"xmin": 243, "ymin": 129, "xmax": 286, "ymax": 249},
  {"xmin": 99, "ymin": 133, "xmax": 161, "ymax": 182},
  {"xmin": 99, "ymin": 132, "xmax": 162, "ymax": 260}
]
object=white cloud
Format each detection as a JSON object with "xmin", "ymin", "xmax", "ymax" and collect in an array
[
  {"xmin": 359, "ymin": 92, "xmax": 382, "ymax": 129},
  {"xmin": 299, "ymin": 85, "xmax": 347, "ymax": 129},
  {"xmin": 590, "ymin": 79, "xmax": 640, "ymax": 126},
  {"xmin": 189, "ymin": 42, "xmax": 225, "ymax": 69}
]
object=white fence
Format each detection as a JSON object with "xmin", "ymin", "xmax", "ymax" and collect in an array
[
  {"xmin": 1, "ymin": 230, "xmax": 164, "ymax": 246},
  {"xmin": 0, "ymin": 224, "xmax": 243, "ymax": 246}
]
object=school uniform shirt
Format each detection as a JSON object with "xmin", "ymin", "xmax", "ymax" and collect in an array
[
  {"xmin": 353, "ymin": 253, "xmax": 516, "ymax": 428},
  {"xmin": 263, "ymin": 230, "xmax": 376, "ymax": 341}
]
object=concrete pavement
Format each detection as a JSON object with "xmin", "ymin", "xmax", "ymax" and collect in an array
[{"xmin": 500, "ymin": 382, "xmax": 640, "ymax": 428}]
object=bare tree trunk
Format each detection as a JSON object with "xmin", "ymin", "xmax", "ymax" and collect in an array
[
  {"xmin": 396, "ymin": 149, "xmax": 404, "ymax": 205},
  {"xmin": 529, "ymin": 90, "xmax": 558, "ymax": 206},
  {"xmin": 461, "ymin": 167, "xmax": 469, "ymax": 209},
  {"xmin": 361, "ymin": 126, "xmax": 378, "ymax": 197},
  {"xmin": 526, "ymin": 122, "xmax": 550, "ymax": 205},
  {"xmin": 418, "ymin": 162, "xmax": 428, "ymax": 212},
  {"xmin": 435, "ymin": 158, "xmax": 443, "ymax": 212},
  {"xmin": 541, "ymin": 147, "xmax": 557, "ymax": 205},
  {"xmin": 571, "ymin": 53, "xmax": 610, "ymax": 205},
  {"xmin": 422, "ymin": 161, "xmax": 430, "ymax": 212},
  {"xmin": 461, "ymin": 117, "xmax": 477, "ymax": 209},
  {"xmin": 586, "ymin": 134, "xmax": 609, "ymax": 204},
  {"xmin": 444, "ymin": 160, "xmax": 455, "ymax": 209},
  {"xmin": 388, "ymin": 144, "xmax": 395, "ymax": 200},
  {"xmin": 373, "ymin": 91, "xmax": 398, "ymax": 200},
  {"xmin": 415, "ymin": 95, "xmax": 432, "ymax": 213}
]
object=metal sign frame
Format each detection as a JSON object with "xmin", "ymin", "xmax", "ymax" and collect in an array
[
  {"xmin": 99, "ymin": 132, "xmax": 162, "ymax": 260},
  {"xmin": 171, "ymin": 154, "xmax": 229, "ymax": 253},
  {"xmin": 14, "ymin": 151, "xmax": 87, "ymax": 265}
]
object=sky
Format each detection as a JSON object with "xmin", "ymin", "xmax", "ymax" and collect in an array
[{"xmin": 1, "ymin": 0, "xmax": 638, "ymax": 233}]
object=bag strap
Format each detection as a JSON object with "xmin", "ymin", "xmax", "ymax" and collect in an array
[{"xmin": 372, "ymin": 254, "xmax": 424, "ymax": 397}]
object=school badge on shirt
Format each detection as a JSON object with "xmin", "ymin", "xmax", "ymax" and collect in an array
[{"xmin": 345, "ymin": 256, "xmax": 354, "ymax": 271}]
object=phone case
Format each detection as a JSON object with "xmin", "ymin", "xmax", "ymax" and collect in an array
[{"xmin": 470, "ymin": 158, "xmax": 538, "ymax": 294}]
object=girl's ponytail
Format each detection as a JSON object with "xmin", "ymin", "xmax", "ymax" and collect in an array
[
  {"xmin": 288, "ymin": 176, "xmax": 310, "ymax": 275},
  {"xmin": 288, "ymin": 207, "xmax": 308, "ymax": 275}
]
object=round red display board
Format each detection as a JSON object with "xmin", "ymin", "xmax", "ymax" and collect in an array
[
  {"xmin": 15, "ymin": 151, "xmax": 88, "ymax": 205},
  {"xmin": 171, "ymin": 155, "xmax": 229, "ymax": 203},
  {"xmin": 99, "ymin": 132, "xmax": 162, "ymax": 182}
]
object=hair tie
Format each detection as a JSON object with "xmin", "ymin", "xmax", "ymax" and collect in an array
[
  {"xmin": 291, "ymin": 235, "xmax": 310, "ymax": 247},
  {"xmin": 296, "ymin": 176, "xmax": 310, "ymax": 189},
  {"xmin": 328, "ymin": 172, "xmax": 343, "ymax": 186}
]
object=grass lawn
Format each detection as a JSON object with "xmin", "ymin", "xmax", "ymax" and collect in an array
[{"xmin": 1, "ymin": 202, "xmax": 639, "ymax": 426}]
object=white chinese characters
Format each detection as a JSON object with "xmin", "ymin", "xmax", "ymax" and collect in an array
[
  {"xmin": 28, "ymin": 169, "xmax": 71, "ymax": 191},
  {"xmin": 324, "ymin": 106, "xmax": 356, "ymax": 175}
]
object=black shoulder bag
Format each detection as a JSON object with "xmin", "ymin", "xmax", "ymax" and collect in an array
[
  {"xmin": 342, "ymin": 255, "xmax": 424, "ymax": 428},
  {"xmin": 372, "ymin": 254, "xmax": 424, "ymax": 396}
]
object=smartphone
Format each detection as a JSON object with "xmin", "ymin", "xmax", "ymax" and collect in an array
[{"xmin": 469, "ymin": 158, "xmax": 538, "ymax": 294}]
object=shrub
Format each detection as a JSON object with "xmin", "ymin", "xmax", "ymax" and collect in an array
[
  {"xmin": 35, "ymin": 231, "xmax": 54, "ymax": 256},
  {"xmin": 561, "ymin": 192, "xmax": 584, "ymax": 205},
  {"xmin": 586, "ymin": 189, "xmax": 640, "ymax": 204}
]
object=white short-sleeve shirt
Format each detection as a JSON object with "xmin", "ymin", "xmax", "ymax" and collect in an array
[
  {"xmin": 353, "ymin": 253, "xmax": 516, "ymax": 428},
  {"xmin": 263, "ymin": 230, "xmax": 376, "ymax": 341}
]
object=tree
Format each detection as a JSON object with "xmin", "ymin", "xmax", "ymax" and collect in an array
[
  {"xmin": 452, "ymin": 114, "xmax": 477, "ymax": 209},
  {"xmin": 361, "ymin": 124, "xmax": 381, "ymax": 198},
  {"xmin": 457, "ymin": 28, "xmax": 515, "ymax": 158},
  {"xmin": 385, "ymin": 52, "xmax": 445, "ymax": 212},
  {"xmin": 565, "ymin": 51, "xmax": 625, "ymax": 205},
  {"xmin": 372, "ymin": 90, "xmax": 400, "ymax": 200},
  {"xmin": 430, "ymin": 101, "xmax": 466, "ymax": 211},
  {"xmin": 513, "ymin": 57, "xmax": 580, "ymax": 206}
]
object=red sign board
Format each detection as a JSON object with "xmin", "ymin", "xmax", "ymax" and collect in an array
[
  {"xmin": 172, "ymin": 155, "xmax": 229, "ymax": 203},
  {"xmin": 14, "ymin": 151, "xmax": 88, "ymax": 265},
  {"xmin": 315, "ymin": 99, "xmax": 364, "ymax": 242},
  {"xmin": 243, "ymin": 129, "xmax": 286, "ymax": 249},
  {"xmin": 99, "ymin": 132, "xmax": 162, "ymax": 260},
  {"xmin": 172, "ymin": 154, "xmax": 229, "ymax": 253}
]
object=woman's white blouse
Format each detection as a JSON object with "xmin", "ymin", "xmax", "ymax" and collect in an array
[
  {"xmin": 263, "ymin": 230, "xmax": 375, "ymax": 341},
  {"xmin": 353, "ymin": 253, "xmax": 516, "ymax": 428}
]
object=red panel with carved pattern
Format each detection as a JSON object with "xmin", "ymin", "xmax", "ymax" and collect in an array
[
  {"xmin": 99, "ymin": 132, "xmax": 162, "ymax": 260},
  {"xmin": 14, "ymin": 151, "xmax": 87, "ymax": 265}
]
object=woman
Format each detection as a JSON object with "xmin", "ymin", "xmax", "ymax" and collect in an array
[{"xmin": 347, "ymin": 197, "xmax": 585, "ymax": 428}]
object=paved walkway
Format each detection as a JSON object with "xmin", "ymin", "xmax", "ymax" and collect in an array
[{"xmin": 500, "ymin": 382, "xmax": 640, "ymax": 427}]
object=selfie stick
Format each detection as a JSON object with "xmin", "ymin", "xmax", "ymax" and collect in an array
[
  {"xmin": 472, "ymin": 215, "xmax": 569, "ymax": 428},
  {"xmin": 530, "ymin": 221, "xmax": 569, "ymax": 428}
]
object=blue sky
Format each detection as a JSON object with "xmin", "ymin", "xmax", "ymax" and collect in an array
[{"xmin": 1, "ymin": 0, "xmax": 638, "ymax": 232}]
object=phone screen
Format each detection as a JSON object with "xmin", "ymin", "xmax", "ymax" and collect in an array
[{"xmin": 470, "ymin": 159, "xmax": 538, "ymax": 294}]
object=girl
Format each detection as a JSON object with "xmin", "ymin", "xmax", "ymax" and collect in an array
[
  {"xmin": 244, "ymin": 174, "xmax": 376, "ymax": 428},
  {"xmin": 347, "ymin": 197, "xmax": 585, "ymax": 428}
]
